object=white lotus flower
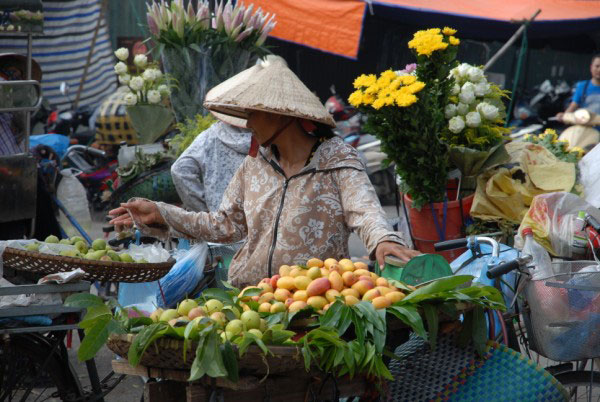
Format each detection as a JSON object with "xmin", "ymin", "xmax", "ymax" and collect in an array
[
  {"xmin": 459, "ymin": 89, "xmax": 475, "ymax": 105},
  {"xmin": 114, "ymin": 62, "xmax": 127, "ymax": 75},
  {"xmin": 142, "ymin": 68, "xmax": 159, "ymax": 82},
  {"xmin": 129, "ymin": 76, "xmax": 144, "ymax": 91},
  {"xmin": 118, "ymin": 74, "xmax": 131, "ymax": 85},
  {"xmin": 133, "ymin": 54, "xmax": 148, "ymax": 68},
  {"xmin": 448, "ymin": 116, "xmax": 465, "ymax": 134},
  {"xmin": 467, "ymin": 66, "xmax": 485, "ymax": 82},
  {"xmin": 461, "ymin": 82, "xmax": 475, "ymax": 93},
  {"xmin": 147, "ymin": 90, "xmax": 161, "ymax": 104},
  {"xmin": 158, "ymin": 84, "xmax": 170, "ymax": 95},
  {"xmin": 457, "ymin": 63, "xmax": 471, "ymax": 78},
  {"xmin": 445, "ymin": 104, "xmax": 457, "ymax": 119},
  {"xmin": 474, "ymin": 82, "xmax": 491, "ymax": 97},
  {"xmin": 466, "ymin": 111, "xmax": 482, "ymax": 128},
  {"xmin": 114, "ymin": 47, "xmax": 129, "ymax": 61},
  {"xmin": 451, "ymin": 83, "xmax": 460, "ymax": 95},
  {"xmin": 124, "ymin": 93, "xmax": 138, "ymax": 106},
  {"xmin": 457, "ymin": 102, "xmax": 469, "ymax": 116},
  {"xmin": 477, "ymin": 102, "xmax": 499, "ymax": 121}
]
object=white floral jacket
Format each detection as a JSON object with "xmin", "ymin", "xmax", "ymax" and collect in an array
[{"xmin": 139, "ymin": 136, "xmax": 406, "ymax": 287}]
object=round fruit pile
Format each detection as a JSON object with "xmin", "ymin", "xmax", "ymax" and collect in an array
[
  {"xmin": 151, "ymin": 298, "xmax": 272, "ymax": 343},
  {"xmin": 25, "ymin": 235, "xmax": 146, "ymax": 263},
  {"xmin": 246, "ymin": 258, "xmax": 409, "ymax": 313}
]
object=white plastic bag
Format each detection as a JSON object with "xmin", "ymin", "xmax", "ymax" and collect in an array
[
  {"xmin": 516, "ymin": 192, "xmax": 600, "ymax": 257},
  {"xmin": 580, "ymin": 143, "xmax": 600, "ymax": 208},
  {"xmin": 156, "ymin": 242, "xmax": 207, "ymax": 308},
  {"xmin": 57, "ymin": 168, "xmax": 92, "ymax": 238}
]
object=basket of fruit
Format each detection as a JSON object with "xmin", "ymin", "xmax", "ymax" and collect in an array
[
  {"xmin": 2, "ymin": 235, "xmax": 174, "ymax": 283},
  {"xmin": 65, "ymin": 255, "xmax": 506, "ymax": 389}
]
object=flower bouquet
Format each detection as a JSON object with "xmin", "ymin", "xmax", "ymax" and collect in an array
[
  {"xmin": 146, "ymin": 0, "xmax": 276, "ymax": 122},
  {"xmin": 524, "ymin": 128, "xmax": 584, "ymax": 163},
  {"xmin": 349, "ymin": 28, "xmax": 460, "ymax": 210},
  {"xmin": 113, "ymin": 48, "xmax": 174, "ymax": 144},
  {"xmin": 442, "ymin": 62, "xmax": 511, "ymax": 193}
]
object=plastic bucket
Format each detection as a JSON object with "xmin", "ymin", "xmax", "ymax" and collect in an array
[{"xmin": 404, "ymin": 193, "xmax": 474, "ymax": 262}]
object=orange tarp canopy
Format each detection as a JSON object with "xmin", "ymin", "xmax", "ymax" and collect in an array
[{"xmin": 252, "ymin": 0, "xmax": 600, "ymax": 59}]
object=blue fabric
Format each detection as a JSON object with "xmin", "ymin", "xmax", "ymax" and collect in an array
[
  {"xmin": 30, "ymin": 134, "xmax": 70, "ymax": 159},
  {"xmin": 572, "ymin": 80, "xmax": 600, "ymax": 116},
  {"xmin": 0, "ymin": 315, "xmax": 53, "ymax": 326}
]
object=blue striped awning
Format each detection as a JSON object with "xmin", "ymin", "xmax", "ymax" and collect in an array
[{"xmin": 0, "ymin": 0, "xmax": 117, "ymax": 111}]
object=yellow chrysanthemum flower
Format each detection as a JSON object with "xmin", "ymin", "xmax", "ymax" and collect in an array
[
  {"xmin": 383, "ymin": 96, "xmax": 395, "ymax": 106},
  {"xmin": 524, "ymin": 134, "xmax": 531, "ymax": 140},
  {"xmin": 571, "ymin": 147, "xmax": 585, "ymax": 158},
  {"xmin": 348, "ymin": 90, "xmax": 363, "ymax": 107},
  {"xmin": 449, "ymin": 36, "xmax": 460, "ymax": 46},
  {"xmin": 353, "ymin": 74, "xmax": 376, "ymax": 89},
  {"xmin": 372, "ymin": 98, "xmax": 386, "ymax": 110},
  {"xmin": 544, "ymin": 128, "xmax": 557, "ymax": 135},
  {"xmin": 541, "ymin": 131, "xmax": 558, "ymax": 143},
  {"xmin": 395, "ymin": 93, "xmax": 418, "ymax": 107},
  {"xmin": 362, "ymin": 94, "xmax": 375, "ymax": 105},
  {"xmin": 365, "ymin": 84, "xmax": 380, "ymax": 95},
  {"xmin": 389, "ymin": 78, "xmax": 402, "ymax": 91},
  {"xmin": 443, "ymin": 27, "xmax": 457, "ymax": 36},
  {"xmin": 380, "ymin": 69, "xmax": 397, "ymax": 81},
  {"xmin": 405, "ymin": 81, "xmax": 426, "ymax": 94},
  {"xmin": 398, "ymin": 75, "xmax": 417, "ymax": 85},
  {"xmin": 408, "ymin": 31, "xmax": 449, "ymax": 56}
]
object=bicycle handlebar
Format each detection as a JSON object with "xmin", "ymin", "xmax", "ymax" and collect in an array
[
  {"xmin": 486, "ymin": 255, "xmax": 533, "ymax": 279},
  {"xmin": 434, "ymin": 238, "xmax": 468, "ymax": 251}
]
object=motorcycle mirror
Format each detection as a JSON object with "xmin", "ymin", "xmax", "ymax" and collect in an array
[{"xmin": 60, "ymin": 82, "xmax": 70, "ymax": 96}]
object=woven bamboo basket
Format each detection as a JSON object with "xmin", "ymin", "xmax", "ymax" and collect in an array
[
  {"xmin": 2, "ymin": 247, "xmax": 174, "ymax": 283},
  {"xmin": 107, "ymin": 334, "xmax": 304, "ymax": 374}
]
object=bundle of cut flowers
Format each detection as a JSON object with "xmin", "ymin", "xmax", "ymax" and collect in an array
[{"xmin": 113, "ymin": 49, "xmax": 170, "ymax": 107}]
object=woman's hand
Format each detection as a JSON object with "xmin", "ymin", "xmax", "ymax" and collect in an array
[
  {"xmin": 375, "ymin": 241, "xmax": 421, "ymax": 269},
  {"xmin": 108, "ymin": 200, "xmax": 165, "ymax": 232}
]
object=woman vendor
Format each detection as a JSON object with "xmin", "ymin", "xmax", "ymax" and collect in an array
[{"xmin": 109, "ymin": 56, "xmax": 420, "ymax": 287}]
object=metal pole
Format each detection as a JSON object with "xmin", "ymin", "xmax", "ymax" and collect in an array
[
  {"xmin": 24, "ymin": 33, "xmax": 32, "ymax": 153},
  {"xmin": 483, "ymin": 9, "xmax": 541, "ymax": 72},
  {"xmin": 74, "ymin": 0, "xmax": 106, "ymax": 109}
]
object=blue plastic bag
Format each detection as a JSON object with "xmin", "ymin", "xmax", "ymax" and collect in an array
[
  {"xmin": 30, "ymin": 134, "xmax": 70, "ymax": 160},
  {"xmin": 156, "ymin": 242, "xmax": 207, "ymax": 308}
]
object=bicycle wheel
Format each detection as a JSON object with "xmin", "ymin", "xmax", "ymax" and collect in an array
[
  {"xmin": 554, "ymin": 370, "xmax": 600, "ymax": 401},
  {"xmin": 0, "ymin": 332, "xmax": 83, "ymax": 402}
]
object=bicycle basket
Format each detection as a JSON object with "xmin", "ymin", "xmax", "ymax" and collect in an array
[
  {"xmin": 207, "ymin": 241, "xmax": 243, "ymax": 288},
  {"xmin": 524, "ymin": 261, "xmax": 600, "ymax": 361}
]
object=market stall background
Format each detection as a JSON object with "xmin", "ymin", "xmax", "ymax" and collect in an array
[{"xmin": 0, "ymin": 0, "xmax": 117, "ymax": 111}]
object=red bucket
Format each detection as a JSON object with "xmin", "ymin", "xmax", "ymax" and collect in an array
[{"xmin": 404, "ymin": 193, "xmax": 474, "ymax": 262}]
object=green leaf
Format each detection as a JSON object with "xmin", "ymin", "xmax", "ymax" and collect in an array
[
  {"xmin": 319, "ymin": 300, "xmax": 343, "ymax": 330},
  {"xmin": 205, "ymin": 331, "xmax": 228, "ymax": 377},
  {"xmin": 221, "ymin": 342, "xmax": 239, "ymax": 382},
  {"xmin": 472, "ymin": 306, "xmax": 488, "ymax": 356},
  {"xmin": 387, "ymin": 305, "xmax": 427, "ymax": 341},
  {"xmin": 79, "ymin": 304, "xmax": 112, "ymax": 329},
  {"xmin": 220, "ymin": 281, "xmax": 240, "ymax": 293},
  {"xmin": 126, "ymin": 317, "xmax": 154, "ymax": 330},
  {"xmin": 238, "ymin": 287, "xmax": 262, "ymax": 298},
  {"xmin": 64, "ymin": 293, "xmax": 105, "ymax": 308},
  {"xmin": 128, "ymin": 323, "xmax": 169, "ymax": 367},
  {"xmin": 423, "ymin": 304, "xmax": 439, "ymax": 350},
  {"xmin": 201, "ymin": 288, "xmax": 234, "ymax": 305},
  {"xmin": 402, "ymin": 275, "xmax": 473, "ymax": 302},
  {"xmin": 77, "ymin": 315, "xmax": 112, "ymax": 361},
  {"xmin": 265, "ymin": 312, "xmax": 284, "ymax": 326},
  {"xmin": 400, "ymin": 254, "xmax": 453, "ymax": 286}
]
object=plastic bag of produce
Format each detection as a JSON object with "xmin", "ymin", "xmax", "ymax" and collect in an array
[{"xmin": 156, "ymin": 242, "xmax": 207, "ymax": 308}]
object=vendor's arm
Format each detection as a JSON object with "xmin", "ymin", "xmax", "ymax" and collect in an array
[
  {"xmin": 170, "ymin": 134, "xmax": 210, "ymax": 212},
  {"xmin": 110, "ymin": 164, "xmax": 248, "ymax": 243},
  {"xmin": 334, "ymin": 168, "xmax": 419, "ymax": 265},
  {"xmin": 557, "ymin": 81, "xmax": 585, "ymax": 121}
]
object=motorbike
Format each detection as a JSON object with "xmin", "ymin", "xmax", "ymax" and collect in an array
[
  {"xmin": 510, "ymin": 80, "xmax": 572, "ymax": 139},
  {"xmin": 45, "ymin": 82, "xmax": 95, "ymax": 145},
  {"xmin": 325, "ymin": 86, "xmax": 365, "ymax": 148}
]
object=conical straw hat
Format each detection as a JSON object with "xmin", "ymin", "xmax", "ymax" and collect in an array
[{"xmin": 204, "ymin": 55, "xmax": 335, "ymax": 128}]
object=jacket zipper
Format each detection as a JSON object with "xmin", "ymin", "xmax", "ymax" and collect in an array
[{"xmin": 265, "ymin": 159, "xmax": 315, "ymax": 277}]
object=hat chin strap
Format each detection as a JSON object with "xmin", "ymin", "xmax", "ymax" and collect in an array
[{"xmin": 249, "ymin": 118, "xmax": 295, "ymax": 158}]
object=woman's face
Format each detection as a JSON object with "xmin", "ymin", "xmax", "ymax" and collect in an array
[{"xmin": 247, "ymin": 111, "xmax": 285, "ymax": 145}]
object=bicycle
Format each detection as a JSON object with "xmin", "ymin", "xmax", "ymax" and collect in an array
[{"xmin": 437, "ymin": 234, "xmax": 600, "ymax": 400}]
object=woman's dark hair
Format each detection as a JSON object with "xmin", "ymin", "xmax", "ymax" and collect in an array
[{"xmin": 311, "ymin": 122, "xmax": 336, "ymax": 139}]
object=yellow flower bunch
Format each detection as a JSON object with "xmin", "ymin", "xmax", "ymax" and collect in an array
[
  {"xmin": 571, "ymin": 147, "xmax": 585, "ymax": 158},
  {"xmin": 540, "ymin": 128, "xmax": 558, "ymax": 143},
  {"xmin": 408, "ymin": 27, "xmax": 459, "ymax": 57},
  {"xmin": 349, "ymin": 69, "xmax": 425, "ymax": 109}
]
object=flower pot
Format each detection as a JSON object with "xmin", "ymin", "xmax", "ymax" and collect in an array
[
  {"xmin": 126, "ymin": 105, "xmax": 174, "ymax": 144},
  {"xmin": 404, "ymin": 193, "xmax": 474, "ymax": 262}
]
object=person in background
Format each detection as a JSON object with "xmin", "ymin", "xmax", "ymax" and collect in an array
[
  {"xmin": 171, "ymin": 121, "xmax": 251, "ymax": 212},
  {"xmin": 0, "ymin": 53, "xmax": 42, "ymax": 155},
  {"xmin": 556, "ymin": 54, "xmax": 600, "ymax": 122}
]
